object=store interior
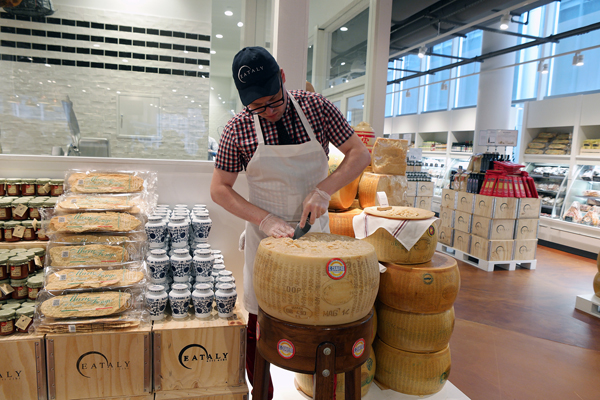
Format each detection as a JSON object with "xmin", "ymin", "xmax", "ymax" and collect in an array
[{"xmin": 1, "ymin": 0, "xmax": 600, "ymax": 399}]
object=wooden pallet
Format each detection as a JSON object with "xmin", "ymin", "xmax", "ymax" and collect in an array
[
  {"xmin": 436, "ymin": 243, "xmax": 537, "ymax": 272},
  {"xmin": 575, "ymin": 294, "xmax": 600, "ymax": 319}
]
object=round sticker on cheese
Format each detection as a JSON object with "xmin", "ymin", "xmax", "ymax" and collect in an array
[
  {"xmin": 428, "ymin": 225, "xmax": 435, "ymax": 236},
  {"xmin": 256, "ymin": 321, "xmax": 261, "ymax": 341},
  {"xmin": 352, "ymin": 338, "xmax": 366, "ymax": 358},
  {"xmin": 326, "ymin": 258, "xmax": 346, "ymax": 280},
  {"xmin": 277, "ymin": 339, "xmax": 295, "ymax": 359}
]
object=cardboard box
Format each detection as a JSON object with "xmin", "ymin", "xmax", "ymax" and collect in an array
[
  {"xmin": 455, "ymin": 192, "xmax": 475, "ymax": 213},
  {"xmin": 441, "ymin": 189, "xmax": 457, "ymax": 209},
  {"xmin": 454, "ymin": 210, "xmax": 472, "ymax": 233},
  {"xmin": 439, "ymin": 207, "xmax": 454, "ymax": 228},
  {"xmin": 453, "ymin": 230, "xmax": 471, "ymax": 253},
  {"xmin": 46, "ymin": 327, "xmax": 152, "ymax": 400},
  {"xmin": 514, "ymin": 218, "xmax": 539, "ymax": 240},
  {"xmin": 473, "ymin": 195, "xmax": 518, "ymax": 219},
  {"xmin": 438, "ymin": 226, "xmax": 454, "ymax": 247},
  {"xmin": 471, "ymin": 216, "xmax": 516, "ymax": 240},
  {"xmin": 153, "ymin": 307, "xmax": 247, "ymax": 394},
  {"xmin": 154, "ymin": 385, "xmax": 249, "ymax": 400},
  {"xmin": 406, "ymin": 181, "xmax": 417, "ymax": 197},
  {"xmin": 518, "ymin": 198, "xmax": 542, "ymax": 219},
  {"xmin": 416, "ymin": 181, "xmax": 434, "ymax": 197},
  {"xmin": 513, "ymin": 239, "xmax": 538, "ymax": 260},
  {"xmin": 0, "ymin": 333, "xmax": 47, "ymax": 400},
  {"xmin": 414, "ymin": 196, "xmax": 432, "ymax": 210},
  {"xmin": 470, "ymin": 236, "xmax": 514, "ymax": 261}
]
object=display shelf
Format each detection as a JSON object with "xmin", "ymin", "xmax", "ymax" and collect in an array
[
  {"xmin": 523, "ymin": 155, "xmax": 571, "ymax": 163},
  {"xmin": 449, "ymin": 152, "xmax": 472, "ymax": 157},
  {"xmin": 529, "ymin": 174, "xmax": 566, "ymax": 180},
  {"xmin": 575, "ymin": 155, "xmax": 600, "ymax": 166},
  {"xmin": 421, "ymin": 150, "xmax": 448, "ymax": 156}
]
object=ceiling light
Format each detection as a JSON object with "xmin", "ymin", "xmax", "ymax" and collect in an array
[
  {"xmin": 172, "ymin": 89, "xmax": 177, "ymax": 92},
  {"xmin": 184, "ymin": 50, "xmax": 188, "ymax": 54},
  {"xmin": 340, "ymin": 27, "xmax": 348, "ymax": 32},
  {"xmin": 500, "ymin": 14, "xmax": 510, "ymax": 30},
  {"xmin": 406, "ymin": 90, "xmax": 411, "ymax": 98},
  {"xmin": 216, "ymin": 34, "xmax": 223, "ymax": 39},
  {"xmin": 573, "ymin": 52, "xmax": 584, "ymax": 66},
  {"xmin": 45, "ymin": 64, "xmax": 51, "ymax": 67},
  {"xmin": 93, "ymin": 44, "xmax": 100, "ymax": 47},
  {"xmin": 198, "ymin": 65, "xmax": 204, "ymax": 69},
  {"xmin": 122, "ymin": 59, "xmax": 128, "ymax": 62},
  {"xmin": 237, "ymin": 22, "xmax": 243, "ymax": 27},
  {"xmin": 441, "ymin": 82, "xmax": 448, "ymax": 90},
  {"xmin": 341, "ymin": 62, "xmax": 345, "ymax": 66},
  {"xmin": 418, "ymin": 46, "xmax": 427, "ymax": 58},
  {"xmin": 210, "ymin": 50, "xmax": 216, "ymax": 54},
  {"xmin": 224, "ymin": 10, "xmax": 233, "ymax": 16},
  {"xmin": 537, "ymin": 60, "xmax": 549, "ymax": 74}
]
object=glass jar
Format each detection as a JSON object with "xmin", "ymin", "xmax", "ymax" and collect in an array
[
  {"xmin": 31, "ymin": 247, "xmax": 46, "ymax": 270},
  {"xmin": 36, "ymin": 225, "xmax": 49, "ymax": 241},
  {"xmin": 5, "ymin": 178, "xmax": 22, "ymax": 196},
  {"xmin": 0, "ymin": 199, "xmax": 12, "ymax": 221},
  {"xmin": 0, "ymin": 221, "xmax": 3, "ymax": 242},
  {"xmin": 0, "ymin": 178, "xmax": 5, "ymax": 196},
  {"xmin": 11, "ymin": 198, "xmax": 30, "ymax": 221},
  {"xmin": 21, "ymin": 221, "xmax": 35, "ymax": 241},
  {"xmin": 21, "ymin": 179, "xmax": 37, "ymax": 196},
  {"xmin": 10, "ymin": 278, "xmax": 28, "ymax": 300},
  {"xmin": 4, "ymin": 221, "xmax": 21, "ymax": 243},
  {"xmin": 0, "ymin": 279, "xmax": 10, "ymax": 302},
  {"xmin": 28, "ymin": 198, "xmax": 44, "ymax": 220},
  {"xmin": 15, "ymin": 307, "xmax": 34, "ymax": 333},
  {"xmin": 0, "ymin": 254, "xmax": 8, "ymax": 281},
  {"xmin": 36, "ymin": 178, "xmax": 51, "ymax": 196},
  {"xmin": 0, "ymin": 309, "xmax": 16, "ymax": 336},
  {"xmin": 22, "ymin": 252, "xmax": 36, "ymax": 274},
  {"xmin": 49, "ymin": 179, "xmax": 64, "ymax": 197},
  {"xmin": 27, "ymin": 276, "xmax": 43, "ymax": 301},
  {"xmin": 9, "ymin": 256, "xmax": 29, "ymax": 280}
]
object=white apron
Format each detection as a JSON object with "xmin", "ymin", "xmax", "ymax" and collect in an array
[{"xmin": 243, "ymin": 92, "xmax": 330, "ymax": 315}]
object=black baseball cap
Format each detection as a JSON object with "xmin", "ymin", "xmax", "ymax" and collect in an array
[{"xmin": 232, "ymin": 47, "xmax": 280, "ymax": 106}]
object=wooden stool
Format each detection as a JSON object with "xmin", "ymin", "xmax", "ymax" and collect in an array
[{"xmin": 254, "ymin": 307, "xmax": 373, "ymax": 400}]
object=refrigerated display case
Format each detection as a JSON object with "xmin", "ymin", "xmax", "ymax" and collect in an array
[
  {"xmin": 422, "ymin": 156, "xmax": 446, "ymax": 198},
  {"xmin": 561, "ymin": 165, "xmax": 600, "ymax": 227},
  {"xmin": 523, "ymin": 163, "xmax": 569, "ymax": 219}
]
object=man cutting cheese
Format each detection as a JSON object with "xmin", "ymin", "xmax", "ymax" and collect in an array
[{"xmin": 210, "ymin": 46, "xmax": 370, "ymax": 398}]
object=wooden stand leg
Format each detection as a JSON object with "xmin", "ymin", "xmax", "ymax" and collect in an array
[
  {"xmin": 345, "ymin": 366, "xmax": 361, "ymax": 400},
  {"xmin": 313, "ymin": 342, "xmax": 335, "ymax": 400},
  {"xmin": 253, "ymin": 348, "xmax": 271, "ymax": 400}
]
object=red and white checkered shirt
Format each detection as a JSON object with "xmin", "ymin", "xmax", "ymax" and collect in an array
[{"xmin": 215, "ymin": 90, "xmax": 355, "ymax": 172}]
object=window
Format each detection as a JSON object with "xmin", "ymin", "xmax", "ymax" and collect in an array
[
  {"xmin": 424, "ymin": 40, "xmax": 452, "ymax": 112},
  {"xmin": 512, "ymin": 7, "xmax": 546, "ymax": 100},
  {"xmin": 455, "ymin": 30, "xmax": 482, "ymax": 108},
  {"xmin": 307, "ymin": 44, "xmax": 314, "ymax": 83},
  {"xmin": 398, "ymin": 55, "xmax": 420, "ymax": 115},
  {"xmin": 346, "ymin": 93, "xmax": 364, "ymax": 126},
  {"xmin": 328, "ymin": 8, "xmax": 369, "ymax": 88}
]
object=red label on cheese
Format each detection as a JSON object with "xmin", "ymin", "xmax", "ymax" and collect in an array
[
  {"xmin": 277, "ymin": 339, "xmax": 295, "ymax": 359},
  {"xmin": 352, "ymin": 338, "xmax": 366, "ymax": 358},
  {"xmin": 326, "ymin": 258, "xmax": 347, "ymax": 280}
]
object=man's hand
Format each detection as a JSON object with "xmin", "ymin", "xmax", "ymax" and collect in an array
[
  {"xmin": 300, "ymin": 188, "xmax": 331, "ymax": 227},
  {"xmin": 259, "ymin": 214, "xmax": 295, "ymax": 238}
]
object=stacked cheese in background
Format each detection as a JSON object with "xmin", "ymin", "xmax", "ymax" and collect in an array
[
  {"xmin": 439, "ymin": 189, "xmax": 540, "ymax": 262},
  {"xmin": 34, "ymin": 170, "xmax": 157, "ymax": 333}
]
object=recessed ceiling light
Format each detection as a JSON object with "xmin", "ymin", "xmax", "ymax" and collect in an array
[
  {"xmin": 45, "ymin": 64, "xmax": 51, "ymax": 67},
  {"xmin": 198, "ymin": 65, "xmax": 204, "ymax": 69},
  {"xmin": 224, "ymin": 10, "xmax": 233, "ymax": 16},
  {"xmin": 82, "ymin": 90, "xmax": 86, "ymax": 92},
  {"xmin": 341, "ymin": 62, "xmax": 345, "ymax": 66},
  {"xmin": 340, "ymin": 27, "xmax": 348, "ymax": 31},
  {"xmin": 211, "ymin": 87, "xmax": 214, "ymax": 90},
  {"xmin": 191, "ymin": 100, "xmax": 195, "ymax": 103},
  {"xmin": 172, "ymin": 89, "xmax": 177, "ymax": 92},
  {"xmin": 237, "ymin": 22, "xmax": 243, "ymax": 27},
  {"xmin": 93, "ymin": 44, "xmax": 100, "ymax": 47},
  {"xmin": 210, "ymin": 50, "xmax": 216, "ymax": 54},
  {"xmin": 184, "ymin": 50, "xmax": 188, "ymax": 53},
  {"xmin": 122, "ymin": 59, "xmax": 128, "ymax": 62},
  {"xmin": 185, "ymin": 96, "xmax": 188, "ymax": 98},
  {"xmin": 216, "ymin": 34, "xmax": 223, "ymax": 39}
]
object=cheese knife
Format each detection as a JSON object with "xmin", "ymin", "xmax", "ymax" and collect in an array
[{"xmin": 292, "ymin": 213, "xmax": 312, "ymax": 240}]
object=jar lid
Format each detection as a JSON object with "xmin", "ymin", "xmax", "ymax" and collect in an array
[
  {"xmin": 0, "ymin": 254, "xmax": 8, "ymax": 263},
  {"xmin": 36, "ymin": 178, "xmax": 51, "ymax": 184},
  {"xmin": 148, "ymin": 285, "xmax": 165, "ymax": 292},
  {"xmin": 8, "ymin": 256, "xmax": 28, "ymax": 265},
  {"xmin": 27, "ymin": 276, "xmax": 44, "ymax": 288},
  {"xmin": 194, "ymin": 249, "xmax": 211, "ymax": 255},
  {"xmin": 218, "ymin": 283, "xmax": 233, "ymax": 291},
  {"xmin": 49, "ymin": 179, "xmax": 64, "ymax": 184},
  {"xmin": 194, "ymin": 283, "xmax": 211, "ymax": 291},
  {"xmin": 0, "ymin": 199, "xmax": 13, "ymax": 207},
  {"xmin": 5, "ymin": 178, "xmax": 22, "ymax": 183},
  {"xmin": 1, "ymin": 303, "xmax": 21, "ymax": 310},
  {"xmin": 31, "ymin": 248, "xmax": 46, "ymax": 256},
  {"xmin": 0, "ymin": 309, "xmax": 16, "ymax": 321},
  {"xmin": 0, "ymin": 178, "xmax": 5, "ymax": 183},
  {"xmin": 10, "ymin": 278, "xmax": 28, "ymax": 285},
  {"xmin": 43, "ymin": 199, "xmax": 58, "ymax": 207},
  {"xmin": 11, "ymin": 248, "xmax": 28, "ymax": 253},
  {"xmin": 14, "ymin": 197, "xmax": 30, "ymax": 205},
  {"xmin": 28, "ymin": 199, "xmax": 46, "ymax": 207},
  {"xmin": 21, "ymin": 220, "xmax": 34, "ymax": 228},
  {"xmin": 173, "ymin": 249, "xmax": 189, "ymax": 256},
  {"xmin": 5, "ymin": 221, "xmax": 21, "ymax": 228},
  {"xmin": 22, "ymin": 178, "xmax": 37, "ymax": 183},
  {"xmin": 16, "ymin": 307, "xmax": 34, "ymax": 318}
]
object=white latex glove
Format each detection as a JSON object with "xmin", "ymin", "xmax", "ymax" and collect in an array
[
  {"xmin": 301, "ymin": 187, "xmax": 331, "ymax": 227},
  {"xmin": 259, "ymin": 214, "xmax": 295, "ymax": 238},
  {"xmin": 238, "ymin": 230, "xmax": 246, "ymax": 251}
]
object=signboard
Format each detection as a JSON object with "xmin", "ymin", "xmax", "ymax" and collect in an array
[
  {"xmin": 479, "ymin": 129, "xmax": 518, "ymax": 147},
  {"xmin": 407, "ymin": 147, "xmax": 423, "ymax": 161}
]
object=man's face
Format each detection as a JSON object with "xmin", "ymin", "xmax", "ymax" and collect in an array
[{"xmin": 246, "ymin": 76, "xmax": 287, "ymax": 122}]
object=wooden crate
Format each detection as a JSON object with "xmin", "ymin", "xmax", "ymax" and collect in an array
[
  {"xmin": 406, "ymin": 181, "xmax": 417, "ymax": 197},
  {"xmin": 414, "ymin": 196, "xmax": 432, "ymax": 210},
  {"xmin": 455, "ymin": 192, "xmax": 475, "ymax": 213},
  {"xmin": 474, "ymin": 195, "xmax": 518, "ymax": 219},
  {"xmin": 155, "ymin": 385, "xmax": 249, "ymax": 400},
  {"xmin": 416, "ymin": 182, "xmax": 434, "ymax": 197},
  {"xmin": 514, "ymin": 218, "xmax": 539, "ymax": 240},
  {"xmin": 470, "ymin": 236, "xmax": 514, "ymax": 261},
  {"xmin": 517, "ymin": 198, "xmax": 542, "ymax": 219},
  {"xmin": 471, "ymin": 216, "xmax": 516, "ymax": 240},
  {"xmin": 438, "ymin": 226, "xmax": 454, "ymax": 247},
  {"xmin": 439, "ymin": 207, "xmax": 454, "ymax": 228},
  {"xmin": 441, "ymin": 189, "xmax": 457, "ymax": 209},
  {"xmin": 514, "ymin": 239, "xmax": 538, "ymax": 260},
  {"xmin": 454, "ymin": 210, "xmax": 472, "ymax": 233},
  {"xmin": 152, "ymin": 306, "xmax": 246, "ymax": 394},
  {"xmin": 453, "ymin": 230, "xmax": 471, "ymax": 254},
  {"xmin": 46, "ymin": 327, "xmax": 152, "ymax": 400},
  {"xmin": 0, "ymin": 332, "xmax": 47, "ymax": 400}
]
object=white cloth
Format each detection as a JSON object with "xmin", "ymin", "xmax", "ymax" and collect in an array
[
  {"xmin": 353, "ymin": 211, "xmax": 439, "ymax": 251},
  {"xmin": 243, "ymin": 92, "xmax": 330, "ymax": 315}
]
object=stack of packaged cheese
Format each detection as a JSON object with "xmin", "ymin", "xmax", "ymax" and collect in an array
[{"xmin": 33, "ymin": 170, "xmax": 157, "ymax": 333}]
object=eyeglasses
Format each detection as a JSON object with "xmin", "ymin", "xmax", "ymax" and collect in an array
[{"xmin": 246, "ymin": 76, "xmax": 284, "ymax": 115}]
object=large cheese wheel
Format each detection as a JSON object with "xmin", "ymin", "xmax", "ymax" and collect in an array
[
  {"xmin": 371, "ymin": 138, "xmax": 408, "ymax": 175},
  {"xmin": 379, "ymin": 252, "xmax": 460, "ymax": 314},
  {"xmin": 358, "ymin": 172, "xmax": 408, "ymax": 208},
  {"xmin": 597, "ymin": 254, "xmax": 600, "ymax": 272},
  {"xmin": 377, "ymin": 302, "xmax": 454, "ymax": 353},
  {"xmin": 361, "ymin": 223, "xmax": 438, "ymax": 264},
  {"xmin": 295, "ymin": 344, "xmax": 376, "ymax": 398},
  {"xmin": 371, "ymin": 306, "xmax": 377, "ymax": 344},
  {"xmin": 254, "ymin": 233, "xmax": 380, "ymax": 325},
  {"xmin": 329, "ymin": 208, "xmax": 363, "ymax": 237},
  {"xmin": 328, "ymin": 150, "xmax": 361, "ymax": 211},
  {"xmin": 594, "ymin": 272, "xmax": 600, "ymax": 296},
  {"xmin": 374, "ymin": 338, "xmax": 450, "ymax": 396}
]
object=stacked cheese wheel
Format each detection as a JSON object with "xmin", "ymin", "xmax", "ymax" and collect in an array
[
  {"xmin": 358, "ymin": 138, "xmax": 409, "ymax": 208},
  {"xmin": 328, "ymin": 146, "xmax": 361, "ymax": 211},
  {"xmin": 594, "ymin": 254, "xmax": 600, "ymax": 296},
  {"xmin": 374, "ymin": 247, "xmax": 460, "ymax": 396}
]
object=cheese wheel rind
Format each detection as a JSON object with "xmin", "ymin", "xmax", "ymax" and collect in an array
[
  {"xmin": 361, "ymin": 223, "xmax": 438, "ymax": 264},
  {"xmin": 328, "ymin": 151, "xmax": 361, "ymax": 210},
  {"xmin": 329, "ymin": 208, "xmax": 363, "ymax": 238},
  {"xmin": 254, "ymin": 233, "xmax": 380, "ymax": 325},
  {"xmin": 358, "ymin": 172, "xmax": 408, "ymax": 208},
  {"xmin": 374, "ymin": 338, "xmax": 450, "ymax": 396},
  {"xmin": 371, "ymin": 138, "xmax": 408, "ymax": 175},
  {"xmin": 593, "ymin": 272, "xmax": 600, "ymax": 296}
]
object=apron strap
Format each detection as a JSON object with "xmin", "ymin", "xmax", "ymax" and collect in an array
[
  {"xmin": 253, "ymin": 114, "xmax": 265, "ymax": 145},
  {"xmin": 288, "ymin": 92, "xmax": 318, "ymax": 142}
]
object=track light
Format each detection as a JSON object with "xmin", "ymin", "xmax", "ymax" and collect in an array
[
  {"xmin": 500, "ymin": 14, "xmax": 510, "ymax": 30},
  {"xmin": 441, "ymin": 81, "xmax": 448, "ymax": 90},
  {"xmin": 572, "ymin": 52, "xmax": 584, "ymax": 66},
  {"xmin": 418, "ymin": 46, "xmax": 427, "ymax": 58},
  {"xmin": 537, "ymin": 61, "xmax": 549, "ymax": 74},
  {"xmin": 406, "ymin": 90, "xmax": 411, "ymax": 98}
]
